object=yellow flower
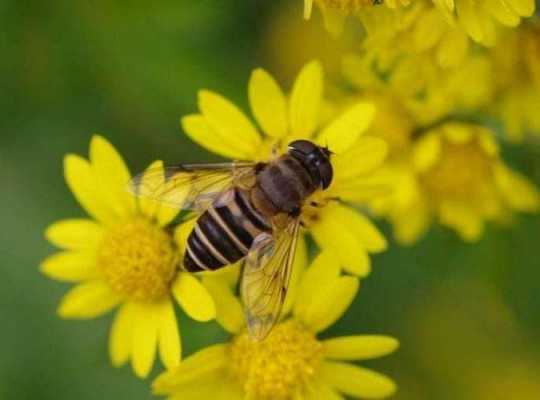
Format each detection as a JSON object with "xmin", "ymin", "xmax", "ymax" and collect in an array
[
  {"xmin": 357, "ymin": 1, "xmax": 471, "ymax": 69},
  {"xmin": 488, "ymin": 21, "xmax": 540, "ymax": 141},
  {"xmin": 41, "ymin": 136, "xmax": 216, "ymax": 378},
  {"xmin": 304, "ymin": 0, "xmax": 410, "ymax": 36},
  {"xmin": 433, "ymin": 0, "xmax": 535, "ymax": 46},
  {"xmin": 375, "ymin": 123, "xmax": 539, "ymax": 243},
  {"xmin": 153, "ymin": 251, "xmax": 399, "ymax": 400},
  {"xmin": 343, "ymin": 31, "xmax": 494, "ymax": 128},
  {"xmin": 180, "ymin": 61, "xmax": 388, "ymax": 276}
]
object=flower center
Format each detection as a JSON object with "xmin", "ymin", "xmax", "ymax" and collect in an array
[
  {"xmin": 419, "ymin": 140, "xmax": 493, "ymax": 201},
  {"xmin": 322, "ymin": 0, "xmax": 376, "ymax": 12},
  {"xmin": 228, "ymin": 321, "xmax": 324, "ymax": 400},
  {"xmin": 97, "ymin": 218, "xmax": 178, "ymax": 302}
]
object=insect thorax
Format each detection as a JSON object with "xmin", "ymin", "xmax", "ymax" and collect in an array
[{"xmin": 253, "ymin": 155, "xmax": 318, "ymax": 216}]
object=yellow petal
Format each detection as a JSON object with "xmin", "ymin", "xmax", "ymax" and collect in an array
[
  {"xmin": 457, "ymin": 0, "xmax": 483, "ymax": 42},
  {"xmin": 304, "ymin": 0, "xmax": 314, "ymax": 19},
  {"xmin": 317, "ymin": 102, "xmax": 375, "ymax": 154},
  {"xmin": 137, "ymin": 160, "xmax": 182, "ymax": 225},
  {"xmin": 41, "ymin": 251, "xmax": 97, "ymax": 282},
  {"xmin": 320, "ymin": 361, "xmax": 397, "ymax": 398},
  {"xmin": 158, "ymin": 299, "xmax": 182, "ymax": 369},
  {"xmin": 442, "ymin": 123, "xmax": 474, "ymax": 143},
  {"xmin": 333, "ymin": 137, "xmax": 388, "ymax": 182},
  {"xmin": 433, "ymin": 0, "xmax": 455, "ymax": 15},
  {"xmin": 393, "ymin": 206, "xmax": 431, "ymax": 246},
  {"xmin": 438, "ymin": 202, "xmax": 484, "ymax": 241},
  {"xmin": 135, "ymin": 160, "xmax": 160, "ymax": 219},
  {"xmin": 459, "ymin": 0, "xmax": 496, "ymax": 46},
  {"xmin": 333, "ymin": 204, "xmax": 387, "ymax": 253},
  {"xmin": 198, "ymin": 90, "xmax": 261, "ymax": 157},
  {"xmin": 319, "ymin": 5, "xmax": 346, "ymax": 36},
  {"xmin": 485, "ymin": 0, "xmax": 520, "ymax": 26},
  {"xmin": 153, "ymin": 344, "xmax": 227, "ymax": 393},
  {"xmin": 494, "ymin": 164, "xmax": 540, "ymax": 212},
  {"xmin": 202, "ymin": 274, "xmax": 244, "ymax": 334},
  {"xmin": 64, "ymin": 154, "xmax": 117, "ymax": 224},
  {"xmin": 283, "ymin": 234, "xmax": 308, "ymax": 317},
  {"xmin": 89, "ymin": 135, "xmax": 136, "ymax": 218},
  {"xmin": 57, "ymin": 280, "xmax": 121, "ymax": 319},
  {"xmin": 294, "ymin": 251, "xmax": 341, "ymax": 321},
  {"xmin": 289, "ymin": 61, "xmax": 323, "ymax": 138},
  {"xmin": 249, "ymin": 68, "xmax": 288, "ymax": 138},
  {"xmin": 109, "ymin": 302, "xmax": 135, "ymax": 367},
  {"xmin": 477, "ymin": 130, "xmax": 499, "ymax": 156},
  {"xmin": 507, "ymin": 0, "xmax": 535, "ymax": 16},
  {"xmin": 301, "ymin": 276, "xmax": 359, "ymax": 333},
  {"xmin": 131, "ymin": 302, "xmax": 160, "ymax": 378},
  {"xmin": 157, "ymin": 204, "xmax": 181, "ymax": 227},
  {"xmin": 323, "ymin": 335, "xmax": 399, "ymax": 360},
  {"xmin": 164, "ymin": 372, "xmax": 241, "ymax": 400},
  {"xmin": 413, "ymin": 8, "xmax": 446, "ymax": 52},
  {"xmin": 311, "ymin": 212, "xmax": 371, "ymax": 276},
  {"xmin": 413, "ymin": 133, "xmax": 441, "ymax": 172},
  {"xmin": 305, "ymin": 380, "xmax": 344, "ymax": 400},
  {"xmin": 45, "ymin": 219, "xmax": 103, "ymax": 250},
  {"xmin": 174, "ymin": 217, "xmax": 197, "ymax": 257},
  {"xmin": 182, "ymin": 114, "xmax": 250, "ymax": 160},
  {"xmin": 336, "ymin": 170, "xmax": 395, "ymax": 204},
  {"xmin": 172, "ymin": 273, "xmax": 216, "ymax": 322}
]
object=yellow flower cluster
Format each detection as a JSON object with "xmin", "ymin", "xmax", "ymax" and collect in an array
[
  {"xmin": 40, "ymin": 0, "xmax": 540, "ymax": 397},
  {"xmin": 42, "ymin": 62, "xmax": 399, "ymax": 399},
  {"xmin": 304, "ymin": 0, "xmax": 535, "ymax": 48},
  {"xmin": 372, "ymin": 122, "xmax": 539, "ymax": 243},
  {"xmin": 321, "ymin": 14, "xmax": 540, "ymax": 244}
]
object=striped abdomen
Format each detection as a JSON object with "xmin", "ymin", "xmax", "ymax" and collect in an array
[{"xmin": 183, "ymin": 188, "xmax": 272, "ymax": 272}]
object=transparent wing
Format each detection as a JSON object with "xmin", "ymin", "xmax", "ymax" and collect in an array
[
  {"xmin": 128, "ymin": 161, "xmax": 257, "ymax": 211},
  {"xmin": 241, "ymin": 217, "xmax": 301, "ymax": 341}
]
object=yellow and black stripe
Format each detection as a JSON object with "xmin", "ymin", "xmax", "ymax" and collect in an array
[{"xmin": 183, "ymin": 188, "xmax": 272, "ymax": 272}]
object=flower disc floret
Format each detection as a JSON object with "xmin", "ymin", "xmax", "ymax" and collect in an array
[
  {"xmin": 97, "ymin": 218, "xmax": 178, "ymax": 301},
  {"xmin": 229, "ymin": 321, "xmax": 324, "ymax": 399},
  {"xmin": 419, "ymin": 139, "xmax": 493, "ymax": 202}
]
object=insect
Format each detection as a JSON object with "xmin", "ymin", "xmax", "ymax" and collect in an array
[{"xmin": 129, "ymin": 140, "xmax": 333, "ymax": 340}]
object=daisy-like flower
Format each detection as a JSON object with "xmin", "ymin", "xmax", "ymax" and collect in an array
[
  {"xmin": 41, "ymin": 136, "xmax": 216, "ymax": 378},
  {"xmin": 375, "ymin": 123, "xmax": 539, "ymax": 243},
  {"xmin": 433, "ymin": 0, "xmax": 535, "ymax": 46},
  {"xmin": 180, "ymin": 61, "xmax": 388, "ymax": 277},
  {"xmin": 153, "ymin": 251, "xmax": 399, "ymax": 400}
]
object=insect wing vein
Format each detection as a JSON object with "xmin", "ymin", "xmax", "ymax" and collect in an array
[
  {"xmin": 127, "ymin": 161, "xmax": 256, "ymax": 211},
  {"xmin": 241, "ymin": 218, "xmax": 300, "ymax": 341}
]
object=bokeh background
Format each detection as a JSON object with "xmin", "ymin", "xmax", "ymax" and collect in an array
[{"xmin": 2, "ymin": 1, "xmax": 540, "ymax": 399}]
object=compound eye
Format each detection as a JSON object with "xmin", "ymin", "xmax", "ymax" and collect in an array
[
  {"xmin": 288, "ymin": 140, "xmax": 318, "ymax": 155},
  {"xmin": 319, "ymin": 161, "xmax": 333, "ymax": 189}
]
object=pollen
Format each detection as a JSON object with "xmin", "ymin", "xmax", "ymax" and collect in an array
[
  {"xmin": 97, "ymin": 218, "xmax": 178, "ymax": 302},
  {"xmin": 419, "ymin": 139, "xmax": 493, "ymax": 201},
  {"xmin": 321, "ymin": 0, "xmax": 376, "ymax": 12},
  {"xmin": 228, "ymin": 321, "xmax": 324, "ymax": 400}
]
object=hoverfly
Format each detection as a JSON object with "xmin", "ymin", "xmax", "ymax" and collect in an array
[{"xmin": 129, "ymin": 140, "xmax": 333, "ymax": 340}]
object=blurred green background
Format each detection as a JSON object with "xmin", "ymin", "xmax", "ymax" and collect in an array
[{"xmin": 2, "ymin": 1, "xmax": 540, "ymax": 399}]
